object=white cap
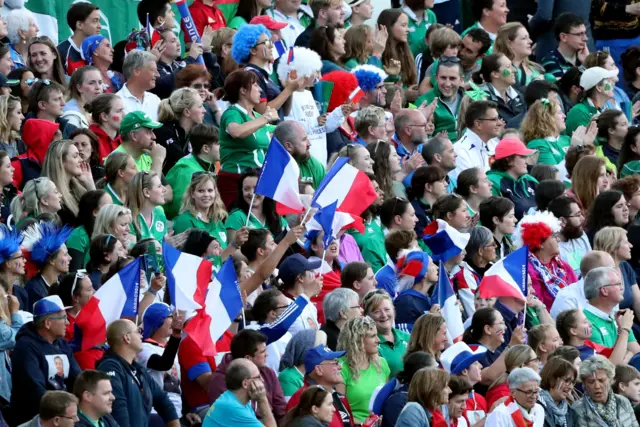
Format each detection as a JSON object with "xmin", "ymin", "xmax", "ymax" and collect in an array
[{"xmin": 580, "ymin": 67, "xmax": 618, "ymax": 91}]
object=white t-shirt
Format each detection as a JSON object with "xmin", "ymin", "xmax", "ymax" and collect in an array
[
  {"xmin": 137, "ymin": 341, "xmax": 182, "ymax": 415},
  {"xmin": 286, "ymin": 90, "xmax": 328, "ymax": 165},
  {"xmin": 287, "ymin": 293, "xmax": 318, "ymax": 334}
]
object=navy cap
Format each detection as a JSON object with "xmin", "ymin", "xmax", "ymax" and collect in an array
[
  {"xmin": 304, "ymin": 345, "xmax": 345, "ymax": 373},
  {"xmin": 142, "ymin": 302, "xmax": 174, "ymax": 339},
  {"xmin": 278, "ymin": 254, "xmax": 321, "ymax": 285},
  {"xmin": 0, "ymin": 74, "xmax": 19, "ymax": 88},
  {"xmin": 33, "ymin": 295, "xmax": 71, "ymax": 317}
]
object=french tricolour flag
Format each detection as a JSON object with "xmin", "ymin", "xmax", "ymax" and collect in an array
[
  {"xmin": 423, "ymin": 219, "xmax": 470, "ymax": 262},
  {"xmin": 349, "ymin": 86, "xmax": 365, "ymax": 103},
  {"xmin": 433, "ymin": 261, "xmax": 464, "ymax": 344},
  {"xmin": 306, "ymin": 201, "xmax": 365, "ymax": 248},
  {"xmin": 163, "ymin": 242, "xmax": 211, "ymax": 312},
  {"xmin": 184, "ymin": 258, "xmax": 243, "ymax": 356},
  {"xmin": 477, "ymin": 246, "xmax": 528, "ymax": 302},
  {"xmin": 256, "ymin": 137, "xmax": 304, "ymax": 215},
  {"xmin": 73, "ymin": 257, "xmax": 142, "ymax": 351},
  {"xmin": 274, "ymin": 40, "xmax": 287, "ymax": 59},
  {"xmin": 311, "ymin": 157, "xmax": 377, "ymax": 217}
]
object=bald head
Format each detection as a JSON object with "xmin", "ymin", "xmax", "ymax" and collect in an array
[
  {"xmin": 226, "ymin": 358, "xmax": 259, "ymax": 391},
  {"xmin": 106, "ymin": 319, "xmax": 136, "ymax": 348},
  {"xmin": 394, "ymin": 109, "xmax": 422, "ymax": 134},
  {"xmin": 580, "ymin": 251, "xmax": 615, "ymax": 277}
]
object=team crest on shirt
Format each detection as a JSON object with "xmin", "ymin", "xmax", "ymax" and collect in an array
[
  {"xmin": 218, "ymin": 232, "xmax": 227, "ymax": 243},
  {"xmin": 156, "ymin": 221, "xmax": 165, "ymax": 232}
]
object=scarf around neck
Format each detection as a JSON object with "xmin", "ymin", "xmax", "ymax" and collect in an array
[
  {"xmin": 528, "ymin": 253, "xmax": 569, "ymax": 298},
  {"xmin": 588, "ymin": 390, "xmax": 621, "ymax": 427},
  {"xmin": 539, "ymin": 389, "xmax": 568, "ymax": 426}
]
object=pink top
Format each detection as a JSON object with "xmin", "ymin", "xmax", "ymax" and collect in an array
[{"xmin": 528, "ymin": 257, "xmax": 579, "ymax": 311}]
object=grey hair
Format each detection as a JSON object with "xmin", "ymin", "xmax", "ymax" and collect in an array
[
  {"xmin": 583, "ymin": 266, "xmax": 618, "ymax": 301},
  {"xmin": 122, "ymin": 50, "xmax": 156, "ymax": 81},
  {"xmin": 273, "ymin": 120, "xmax": 301, "ymax": 146},
  {"xmin": 323, "ymin": 288, "xmax": 359, "ymax": 323},
  {"xmin": 5, "ymin": 8, "xmax": 35, "ymax": 45},
  {"xmin": 422, "ymin": 136, "xmax": 447, "ymax": 164},
  {"xmin": 579, "ymin": 355, "xmax": 615, "ymax": 381},
  {"xmin": 465, "ymin": 226, "xmax": 493, "ymax": 258},
  {"xmin": 507, "ymin": 367, "xmax": 541, "ymax": 390}
]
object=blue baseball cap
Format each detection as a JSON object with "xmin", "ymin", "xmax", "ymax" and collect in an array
[
  {"xmin": 33, "ymin": 295, "xmax": 71, "ymax": 317},
  {"xmin": 304, "ymin": 345, "xmax": 345, "ymax": 373},
  {"xmin": 278, "ymin": 254, "xmax": 321, "ymax": 286},
  {"xmin": 142, "ymin": 303, "xmax": 174, "ymax": 339}
]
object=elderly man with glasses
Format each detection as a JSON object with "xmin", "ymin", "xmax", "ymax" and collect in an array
[
  {"xmin": 11, "ymin": 296, "xmax": 82, "ymax": 425},
  {"xmin": 18, "ymin": 391, "xmax": 80, "ymax": 427},
  {"xmin": 486, "ymin": 367, "xmax": 545, "ymax": 426}
]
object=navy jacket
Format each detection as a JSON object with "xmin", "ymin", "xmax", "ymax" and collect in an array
[
  {"xmin": 11, "ymin": 322, "xmax": 81, "ymax": 424},
  {"xmin": 394, "ymin": 289, "xmax": 433, "ymax": 326},
  {"xmin": 25, "ymin": 275, "xmax": 49, "ymax": 313},
  {"xmin": 75, "ymin": 411, "xmax": 120, "ymax": 427},
  {"xmin": 97, "ymin": 350, "xmax": 178, "ymax": 427}
]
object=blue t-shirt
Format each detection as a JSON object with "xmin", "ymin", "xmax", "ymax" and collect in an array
[
  {"xmin": 619, "ymin": 261, "xmax": 637, "ymax": 312},
  {"xmin": 202, "ymin": 390, "xmax": 262, "ymax": 427},
  {"xmin": 375, "ymin": 263, "xmax": 397, "ymax": 298}
]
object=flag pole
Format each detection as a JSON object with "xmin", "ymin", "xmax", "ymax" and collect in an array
[
  {"xmin": 321, "ymin": 249, "xmax": 327, "ymax": 273},
  {"xmin": 300, "ymin": 208, "xmax": 312, "ymax": 226},
  {"xmin": 245, "ymin": 194, "xmax": 256, "ymax": 227},
  {"xmin": 522, "ymin": 299, "xmax": 527, "ymax": 326},
  {"xmin": 241, "ymin": 307, "xmax": 246, "ymax": 329}
]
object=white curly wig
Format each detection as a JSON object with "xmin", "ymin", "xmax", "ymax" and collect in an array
[
  {"xmin": 513, "ymin": 210, "xmax": 561, "ymax": 250},
  {"xmin": 276, "ymin": 47, "xmax": 322, "ymax": 83}
]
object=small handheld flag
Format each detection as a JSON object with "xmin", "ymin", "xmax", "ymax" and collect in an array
[
  {"xmin": 312, "ymin": 81, "xmax": 334, "ymax": 115},
  {"xmin": 348, "ymin": 86, "xmax": 365, "ymax": 104},
  {"xmin": 287, "ymin": 47, "xmax": 295, "ymax": 64},
  {"xmin": 477, "ymin": 246, "xmax": 528, "ymax": 302},
  {"xmin": 274, "ymin": 40, "xmax": 287, "ymax": 58},
  {"xmin": 432, "ymin": 261, "xmax": 464, "ymax": 344}
]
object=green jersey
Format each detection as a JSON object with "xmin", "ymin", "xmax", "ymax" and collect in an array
[
  {"xmin": 66, "ymin": 226, "xmax": 90, "ymax": 268},
  {"xmin": 131, "ymin": 207, "xmax": 167, "ymax": 242},
  {"xmin": 219, "ymin": 105, "xmax": 271, "ymax": 173}
]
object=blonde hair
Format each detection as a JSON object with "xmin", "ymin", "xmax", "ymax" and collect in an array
[
  {"xmin": 126, "ymin": 171, "xmax": 160, "ymax": 236},
  {"xmin": 521, "ymin": 100, "xmax": 560, "ymax": 142},
  {"xmin": 429, "ymin": 27, "xmax": 462, "ymax": 58},
  {"xmin": 0, "ymin": 95, "xmax": 21, "ymax": 144},
  {"xmin": 158, "ymin": 88, "xmax": 201, "ymax": 122},
  {"xmin": 528, "ymin": 324, "xmax": 555, "ymax": 355},
  {"xmin": 594, "ymin": 226, "xmax": 627, "ymax": 255},
  {"xmin": 10, "ymin": 177, "xmax": 57, "ymax": 221},
  {"xmin": 93, "ymin": 204, "xmax": 131, "ymax": 236},
  {"xmin": 41, "ymin": 140, "xmax": 89, "ymax": 217},
  {"xmin": 337, "ymin": 316, "xmax": 381, "ymax": 380},
  {"xmin": 490, "ymin": 344, "xmax": 535, "ymax": 389},
  {"xmin": 180, "ymin": 173, "xmax": 228, "ymax": 222},
  {"xmin": 405, "ymin": 314, "xmax": 446, "ymax": 359},
  {"xmin": 363, "ymin": 289, "xmax": 394, "ymax": 317},
  {"xmin": 572, "ymin": 155, "xmax": 606, "ymax": 212},
  {"xmin": 493, "ymin": 23, "xmax": 544, "ymax": 73},
  {"xmin": 343, "ymin": 25, "xmax": 372, "ymax": 64}
]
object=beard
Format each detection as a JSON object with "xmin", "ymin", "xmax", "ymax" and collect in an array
[
  {"xmin": 562, "ymin": 221, "xmax": 584, "ymax": 241},
  {"xmin": 292, "ymin": 150, "xmax": 310, "ymax": 162}
]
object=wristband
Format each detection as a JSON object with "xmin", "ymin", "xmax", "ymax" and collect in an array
[
  {"xmin": 148, "ymin": 287, "xmax": 159, "ymax": 296},
  {"xmin": 619, "ymin": 327, "xmax": 631, "ymax": 334}
]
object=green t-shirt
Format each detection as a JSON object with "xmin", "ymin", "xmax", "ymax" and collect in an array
[
  {"xmin": 219, "ymin": 105, "xmax": 271, "ymax": 173},
  {"xmin": 298, "ymin": 155, "xmax": 326, "ymax": 189},
  {"xmin": 378, "ymin": 328, "xmax": 410, "ymax": 379},
  {"xmin": 527, "ymin": 135, "xmax": 571, "ymax": 165},
  {"xmin": 348, "ymin": 217, "xmax": 387, "ymax": 273},
  {"xmin": 112, "ymin": 145, "xmax": 153, "ymax": 171},
  {"xmin": 339, "ymin": 357, "xmax": 390, "ymax": 423},
  {"xmin": 565, "ymin": 99, "xmax": 600, "ymax": 136},
  {"xmin": 173, "ymin": 211, "xmax": 228, "ymax": 268},
  {"xmin": 403, "ymin": 6, "xmax": 437, "ymax": 57},
  {"xmin": 229, "ymin": 15, "xmax": 247, "ymax": 29},
  {"xmin": 278, "ymin": 366, "xmax": 304, "ymax": 398},
  {"xmin": 131, "ymin": 207, "xmax": 167, "ymax": 242},
  {"xmin": 621, "ymin": 160, "xmax": 640, "ymax": 178},
  {"xmin": 105, "ymin": 183, "xmax": 124, "ymax": 206},
  {"xmin": 66, "ymin": 226, "xmax": 90, "ymax": 268},
  {"xmin": 584, "ymin": 304, "xmax": 637, "ymax": 348},
  {"xmin": 224, "ymin": 208, "xmax": 288, "ymax": 236}
]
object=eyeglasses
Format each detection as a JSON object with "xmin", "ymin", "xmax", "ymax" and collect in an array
[
  {"xmin": 70, "ymin": 269, "xmax": 87, "ymax": 297},
  {"xmin": 319, "ymin": 360, "xmax": 340, "ymax": 367},
  {"xmin": 409, "ymin": 123, "xmax": 428, "ymax": 129},
  {"xmin": 440, "ymin": 55, "xmax": 460, "ymax": 64},
  {"xmin": 192, "ymin": 171, "xmax": 216, "ymax": 181},
  {"xmin": 48, "ymin": 314, "xmax": 68, "ymax": 321},
  {"xmin": 56, "ymin": 414, "xmax": 79, "ymax": 422},
  {"xmin": 191, "ymin": 83, "xmax": 211, "ymax": 90},
  {"xmin": 255, "ymin": 40, "xmax": 273, "ymax": 47},
  {"xmin": 8, "ymin": 253, "xmax": 24, "ymax": 261},
  {"xmin": 567, "ymin": 31, "xmax": 587, "ymax": 38},
  {"xmin": 25, "ymin": 78, "xmax": 50, "ymax": 86},
  {"xmin": 603, "ymin": 282, "xmax": 623, "ymax": 288},
  {"xmin": 565, "ymin": 212, "xmax": 583, "ymax": 218},
  {"xmin": 516, "ymin": 388, "xmax": 540, "ymax": 397}
]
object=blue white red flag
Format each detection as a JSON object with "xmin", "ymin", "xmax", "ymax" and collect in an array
[
  {"xmin": 478, "ymin": 246, "xmax": 528, "ymax": 302},
  {"xmin": 432, "ymin": 261, "xmax": 464, "ymax": 344},
  {"xmin": 163, "ymin": 242, "xmax": 211, "ymax": 312}
]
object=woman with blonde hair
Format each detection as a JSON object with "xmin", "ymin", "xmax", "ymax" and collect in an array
[
  {"xmin": 395, "ymin": 368, "xmax": 451, "ymax": 427},
  {"xmin": 363, "ymin": 289, "xmax": 410, "ymax": 378},
  {"xmin": 97, "ymin": 151, "xmax": 137, "ymax": 206},
  {"xmin": 210, "ymin": 28, "xmax": 238, "ymax": 89},
  {"xmin": 62, "ymin": 66, "xmax": 104, "ymax": 130},
  {"xmin": 567, "ymin": 155, "xmax": 609, "ymax": 216},
  {"xmin": 41, "ymin": 139, "xmax": 95, "ymax": 225},
  {"xmin": 336, "ymin": 316, "xmax": 390, "ymax": 424},
  {"xmin": 0, "ymin": 95, "xmax": 24, "ymax": 158},
  {"xmin": 342, "ymin": 24, "xmax": 386, "ymax": 70},
  {"xmin": 404, "ymin": 313, "xmax": 448, "ymax": 361},
  {"xmin": 155, "ymin": 88, "xmax": 205, "ymax": 174},
  {"xmin": 493, "ymin": 23, "xmax": 544, "ymax": 88},
  {"xmin": 486, "ymin": 344, "xmax": 540, "ymax": 409},
  {"xmin": 9, "ymin": 177, "xmax": 62, "ymax": 227},
  {"xmin": 26, "ymin": 36, "xmax": 67, "ymax": 87},
  {"xmin": 126, "ymin": 171, "xmax": 167, "ymax": 242},
  {"xmin": 528, "ymin": 324, "xmax": 563, "ymax": 367},
  {"xmin": 93, "ymin": 204, "xmax": 134, "ymax": 248},
  {"xmin": 594, "ymin": 226, "xmax": 640, "ymax": 321}
]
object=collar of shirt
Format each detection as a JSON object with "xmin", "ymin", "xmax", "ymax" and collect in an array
[
  {"xmin": 461, "ymin": 128, "xmax": 485, "ymax": 151},
  {"xmin": 476, "ymin": 21, "xmax": 497, "ymax": 40},
  {"xmin": 67, "ymin": 37, "xmax": 82, "ymax": 53},
  {"xmin": 270, "ymin": 7, "xmax": 310, "ymax": 22},
  {"xmin": 120, "ymin": 84, "xmax": 145, "ymax": 102},
  {"xmin": 584, "ymin": 302, "xmax": 615, "ymax": 321},
  {"xmin": 233, "ymin": 103, "xmax": 250, "ymax": 115}
]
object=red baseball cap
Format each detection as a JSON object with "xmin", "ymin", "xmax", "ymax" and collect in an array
[
  {"xmin": 495, "ymin": 138, "xmax": 536, "ymax": 160},
  {"xmin": 250, "ymin": 16, "xmax": 288, "ymax": 30}
]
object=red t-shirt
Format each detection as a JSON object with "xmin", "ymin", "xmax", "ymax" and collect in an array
[
  {"xmin": 486, "ymin": 382, "xmax": 510, "ymax": 410},
  {"xmin": 463, "ymin": 391, "xmax": 487, "ymax": 425},
  {"xmin": 186, "ymin": 0, "xmax": 226, "ymax": 44}
]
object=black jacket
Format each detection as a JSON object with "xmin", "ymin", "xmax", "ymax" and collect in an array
[
  {"xmin": 11, "ymin": 322, "xmax": 81, "ymax": 424},
  {"xmin": 75, "ymin": 411, "xmax": 120, "ymax": 427},
  {"xmin": 295, "ymin": 24, "xmax": 315, "ymax": 48},
  {"xmin": 154, "ymin": 121, "xmax": 189, "ymax": 175},
  {"xmin": 96, "ymin": 349, "xmax": 178, "ymax": 427}
]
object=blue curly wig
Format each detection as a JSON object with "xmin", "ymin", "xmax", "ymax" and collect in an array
[
  {"xmin": 231, "ymin": 24, "xmax": 272, "ymax": 65},
  {"xmin": 22, "ymin": 222, "xmax": 73, "ymax": 267},
  {"xmin": 0, "ymin": 224, "xmax": 22, "ymax": 265},
  {"xmin": 352, "ymin": 65, "xmax": 388, "ymax": 93}
]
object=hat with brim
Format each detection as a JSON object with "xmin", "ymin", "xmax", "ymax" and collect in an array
[
  {"xmin": 347, "ymin": 0, "xmax": 368, "ymax": 6},
  {"xmin": 304, "ymin": 344, "xmax": 346, "ymax": 373},
  {"xmin": 33, "ymin": 295, "xmax": 72, "ymax": 318},
  {"xmin": 580, "ymin": 66, "xmax": 618, "ymax": 91},
  {"xmin": 0, "ymin": 73, "xmax": 19, "ymax": 87},
  {"xmin": 278, "ymin": 254, "xmax": 322, "ymax": 285},
  {"xmin": 441, "ymin": 342, "xmax": 487, "ymax": 374},
  {"xmin": 249, "ymin": 15, "xmax": 288, "ymax": 30},
  {"xmin": 120, "ymin": 111, "xmax": 163, "ymax": 134},
  {"xmin": 142, "ymin": 302, "xmax": 175, "ymax": 339},
  {"xmin": 495, "ymin": 137, "xmax": 536, "ymax": 160}
]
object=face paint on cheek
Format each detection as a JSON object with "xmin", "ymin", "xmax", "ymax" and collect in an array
[
  {"xmin": 112, "ymin": 116, "xmax": 121, "ymax": 122},
  {"xmin": 503, "ymin": 68, "xmax": 512, "ymax": 78},
  {"xmin": 604, "ymin": 83, "xmax": 612, "ymax": 91},
  {"xmin": 263, "ymin": 48, "xmax": 267, "ymax": 57}
]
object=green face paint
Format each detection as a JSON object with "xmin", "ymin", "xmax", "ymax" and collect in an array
[
  {"xmin": 604, "ymin": 83, "xmax": 612, "ymax": 91},
  {"xmin": 503, "ymin": 68, "xmax": 512, "ymax": 78}
]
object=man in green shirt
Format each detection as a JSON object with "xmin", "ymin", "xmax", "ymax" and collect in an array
[
  {"xmin": 583, "ymin": 266, "xmax": 640, "ymax": 358},
  {"xmin": 74, "ymin": 370, "xmax": 120, "ymax": 427},
  {"xmin": 112, "ymin": 111, "xmax": 165, "ymax": 175},
  {"xmin": 274, "ymin": 121, "xmax": 326, "ymax": 190}
]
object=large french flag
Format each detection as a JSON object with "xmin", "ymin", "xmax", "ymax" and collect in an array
[
  {"xmin": 306, "ymin": 201, "xmax": 365, "ymax": 247},
  {"xmin": 433, "ymin": 261, "xmax": 464, "ymax": 344},
  {"xmin": 73, "ymin": 257, "xmax": 142, "ymax": 351},
  {"xmin": 255, "ymin": 137, "xmax": 305, "ymax": 215},
  {"xmin": 184, "ymin": 258, "xmax": 243, "ymax": 356},
  {"xmin": 311, "ymin": 157, "xmax": 377, "ymax": 216},
  {"xmin": 163, "ymin": 242, "xmax": 211, "ymax": 311},
  {"xmin": 478, "ymin": 246, "xmax": 528, "ymax": 302},
  {"xmin": 423, "ymin": 220, "xmax": 470, "ymax": 262}
]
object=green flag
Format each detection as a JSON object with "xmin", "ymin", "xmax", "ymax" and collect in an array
[{"xmin": 312, "ymin": 81, "xmax": 334, "ymax": 115}]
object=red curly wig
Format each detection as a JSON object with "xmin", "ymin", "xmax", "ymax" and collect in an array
[
  {"xmin": 520, "ymin": 222, "xmax": 553, "ymax": 252},
  {"xmin": 321, "ymin": 70, "xmax": 358, "ymax": 113}
]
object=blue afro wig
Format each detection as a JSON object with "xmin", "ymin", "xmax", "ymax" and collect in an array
[
  {"xmin": 0, "ymin": 224, "xmax": 22, "ymax": 265},
  {"xmin": 231, "ymin": 24, "xmax": 272, "ymax": 65},
  {"xmin": 352, "ymin": 65, "xmax": 388, "ymax": 93}
]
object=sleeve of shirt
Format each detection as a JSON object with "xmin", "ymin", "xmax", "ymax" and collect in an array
[
  {"xmin": 220, "ymin": 108, "xmax": 244, "ymax": 135},
  {"xmin": 224, "ymin": 210, "xmax": 246, "ymax": 231},
  {"xmin": 179, "ymin": 338, "xmax": 213, "ymax": 381},
  {"xmin": 566, "ymin": 106, "xmax": 591, "ymax": 136},
  {"xmin": 542, "ymin": 58, "xmax": 562, "ymax": 80},
  {"xmin": 528, "ymin": 141, "xmax": 555, "ymax": 165},
  {"xmin": 259, "ymin": 296, "xmax": 309, "ymax": 345},
  {"xmin": 395, "ymin": 402, "xmax": 428, "ymax": 427}
]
